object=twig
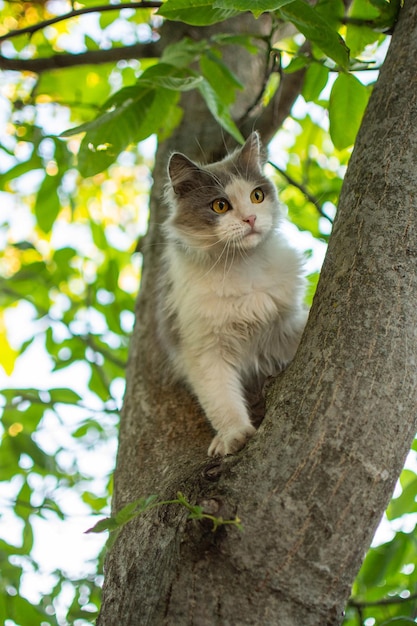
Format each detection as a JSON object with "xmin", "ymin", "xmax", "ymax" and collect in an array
[
  {"xmin": 349, "ymin": 592, "xmax": 417, "ymax": 609},
  {"xmin": 3, "ymin": 392, "xmax": 119, "ymax": 414},
  {"xmin": 268, "ymin": 160, "xmax": 333, "ymax": 224},
  {"xmin": 84, "ymin": 333, "xmax": 127, "ymax": 370},
  {"xmin": 0, "ymin": 41, "xmax": 159, "ymax": 73},
  {"xmin": 238, "ymin": 32, "xmax": 281, "ymax": 125},
  {"xmin": 86, "ymin": 492, "xmax": 243, "ymax": 536},
  {"xmin": 0, "ymin": 2, "xmax": 163, "ymax": 43}
]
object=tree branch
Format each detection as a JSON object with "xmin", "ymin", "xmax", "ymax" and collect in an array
[
  {"xmin": 349, "ymin": 592, "xmax": 417, "ymax": 609},
  {"xmin": 239, "ymin": 41, "xmax": 310, "ymax": 145},
  {"xmin": 84, "ymin": 333, "xmax": 127, "ymax": 371},
  {"xmin": 0, "ymin": 42, "xmax": 160, "ymax": 73},
  {"xmin": 0, "ymin": 2, "xmax": 162, "ymax": 43},
  {"xmin": 268, "ymin": 160, "xmax": 334, "ymax": 224},
  {"xmin": 6, "ymin": 392, "xmax": 119, "ymax": 415},
  {"xmin": 237, "ymin": 35, "xmax": 280, "ymax": 126}
]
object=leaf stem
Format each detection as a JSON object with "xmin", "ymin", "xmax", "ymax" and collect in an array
[{"xmin": 87, "ymin": 492, "xmax": 242, "ymax": 535}]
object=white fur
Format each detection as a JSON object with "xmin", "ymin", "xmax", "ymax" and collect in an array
[{"xmin": 160, "ymin": 150, "xmax": 307, "ymax": 456}]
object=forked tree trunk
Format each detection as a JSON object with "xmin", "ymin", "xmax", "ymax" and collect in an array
[{"xmin": 98, "ymin": 3, "xmax": 417, "ymax": 624}]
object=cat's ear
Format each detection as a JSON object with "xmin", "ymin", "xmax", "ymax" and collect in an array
[
  {"xmin": 168, "ymin": 153, "xmax": 203, "ymax": 196},
  {"xmin": 238, "ymin": 132, "xmax": 265, "ymax": 171}
]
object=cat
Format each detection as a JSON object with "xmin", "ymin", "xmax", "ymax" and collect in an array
[{"xmin": 157, "ymin": 132, "xmax": 307, "ymax": 457}]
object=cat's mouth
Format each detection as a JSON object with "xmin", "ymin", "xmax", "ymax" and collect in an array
[
  {"xmin": 240, "ymin": 228, "xmax": 263, "ymax": 248},
  {"xmin": 244, "ymin": 226, "xmax": 262, "ymax": 238}
]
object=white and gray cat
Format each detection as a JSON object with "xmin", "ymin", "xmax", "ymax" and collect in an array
[{"xmin": 157, "ymin": 132, "xmax": 307, "ymax": 457}]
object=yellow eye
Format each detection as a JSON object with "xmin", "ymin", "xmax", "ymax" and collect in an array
[
  {"xmin": 212, "ymin": 198, "xmax": 230, "ymax": 214},
  {"xmin": 250, "ymin": 188, "xmax": 264, "ymax": 204}
]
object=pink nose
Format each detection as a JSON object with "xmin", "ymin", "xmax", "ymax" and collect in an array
[{"xmin": 244, "ymin": 215, "xmax": 257, "ymax": 229}]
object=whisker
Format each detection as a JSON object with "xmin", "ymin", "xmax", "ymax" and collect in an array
[
  {"xmin": 171, "ymin": 228, "xmax": 225, "ymax": 240},
  {"xmin": 222, "ymin": 237, "xmax": 236, "ymax": 287},
  {"xmin": 196, "ymin": 236, "xmax": 234, "ymax": 282}
]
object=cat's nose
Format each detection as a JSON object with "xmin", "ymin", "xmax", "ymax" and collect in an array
[{"xmin": 244, "ymin": 215, "xmax": 257, "ymax": 229}]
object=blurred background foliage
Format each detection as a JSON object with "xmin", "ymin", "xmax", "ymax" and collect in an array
[{"xmin": 1, "ymin": 0, "xmax": 416, "ymax": 624}]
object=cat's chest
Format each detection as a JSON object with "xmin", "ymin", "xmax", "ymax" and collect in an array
[{"xmin": 169, "ymin": 253, "xmax": 281, "ymax": 328}]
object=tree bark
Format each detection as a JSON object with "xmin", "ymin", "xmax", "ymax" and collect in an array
[{"xmin": 98, "ymin": 3, "xmax": 417, "ymax": 625}]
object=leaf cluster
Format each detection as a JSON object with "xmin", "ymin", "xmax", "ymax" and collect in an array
[
  {"xmin": 343, "ymin": 449, "xmax": 417, "ymax": 625},
  {"xmin": 0, "ymin": 125, "xmax": 144, "ymax": 624}
]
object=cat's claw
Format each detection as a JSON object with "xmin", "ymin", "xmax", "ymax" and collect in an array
[{"xmin": 208, "ymin": 424, "xmax": 256, "ymax": 457}]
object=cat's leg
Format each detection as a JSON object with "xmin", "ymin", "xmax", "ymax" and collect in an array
[
  {"xmin": 182, "ymin": 351, "xmax": 255, "ymax": 456},
  {"xmin": 208, "ymin": 422, "xmax": 256, "ymax": 457}
]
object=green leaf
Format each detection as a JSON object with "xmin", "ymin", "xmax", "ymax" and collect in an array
[
  {"xmin": 86, "ymin": 496, "xmax": 159, "ymax": 533},
  {"xmin": 160, "ymin": 38, "xmax": 207, "ymax": 68},
  {"xmin": 9, "ymin": 432, "xmax": 52, "ymax": 472},
  {"xmin": 20, "ymin": 520, "xmax": 34, "ymax": 554},
  {"xmin": 41, "ymin": 498, "xmax": 65, "ymax": 520},
  {"xmin": 52, "ymin": 246, "xmax": 77, "ymax": 273},
  {"xmin": 386, "ymin": 470, "xmax": 417, "ymax": 520},
  {"xmin": 213, "ymin": 0, "xmax": 295, "ymax": 18},
  {"xmin": 85, "ymin": 517, "xmax": 119, "ymax": 534},
  {"xmin": 48, "ymin": 388, "xmax": 82, "ymax": 404},
  {"xmin": 36, "ymin": 64, "xmax": 112, "ymax": 112},
  {"xmin": 284, "ymin": 55, "xmax": 310, "ymax": 74},
  {"xmin": 329, "ymin": 73, "xmax": 370, "ymax": 150},
  {"xmin": 88, "ymin": 365, "xmax": 111, "ymax": 401},
  {"xmin": 357, "ymin": 541, "xmax": 398, "ymax": 589},
  {"xmin": 345, "ymin": 0, "xmax": 387, "ymax": 57},
  {"xmin": 15, "ymin": 481, "xmax": 33, "ymax": 522},
  {"xmin": 198, "ymin": 79, "xmax": 244, "ymax": 144},
  {"xmin": 315, "ymin": 0, "xmax": 345, "ymax": 29},
  {"xmin": 2, "ymin": 592, "xmax": 50, "ymax": 626},
  {"xmin": 62, "ymin": 64, "xmax": 187, "ymax": 176},
  {"xmin": 200, "ymin": 51, "xmax": 243, "ymax": 106},
  {"xmin": 1, "ymin": 400, "xmax": 45, "ymax": 432},
  {"xmin": 82, "ymin": 491, "xmax": 109, "ymax": 512},
  {"xmin": 77, "ymin": 89, "xmax": 174, "ymax": 176},
  {"xmin": 105, "ymin": 258, "xmax": 120, "ymax": 293},
  {"xmin": 302, "ymin": 62, "xmax": 329, "ymax": 102},
  {"xmin": 370, "ymin": 0, "xmax": 402, "ymax": 32},
  {"xmin": 157, "ymin": 0, "xmax": 238, "ymax": 25},
  {"xmin": 305, "ymin": 272, "xmax": 320, "ymax": 307},
  {"xmin": 279, "ymin": 0, "xmax": 350, "ymax": 69},
  {"xmin": 0, "ymin": 156, "xmax": 43, "ymax": 189},
  {"xmin": 11, "ymin": 240, "xmax": 37, "ymax": 251},
  {"xmin": 346, "ymin": 25, "xmax": 383, "ymax": 60},
  {"xmin": 115, "ymin": 495, "xmax": 158, "ymax": 526},
  {"xmin": 34, "ymin": 173, "xmax": 62, "ymax": 233},
  {"xmin": 211, "ymin": 33, "xmax": 259, "ymax": 54},
  {"xmin": 90, "ymin": 219, "xmax": 109, "ymax": 250}
]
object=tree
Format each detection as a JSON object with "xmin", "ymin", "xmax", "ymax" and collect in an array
[
  {"xmin": 97, "ymin": 2, "xmax": 417, "ymax": 624},
  {"xmin": 1, "ymin": 1, "xmax": 417, "ymax": 625}
]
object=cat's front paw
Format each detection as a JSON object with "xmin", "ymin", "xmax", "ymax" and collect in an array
[{"xmin": 208, "ymin": 424, "xmax": 256, "ymax": 457}]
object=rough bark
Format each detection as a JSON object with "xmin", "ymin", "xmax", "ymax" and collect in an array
[{"xmin": 98, "ymin": 3, "xmax": 417, "ymax": 625}]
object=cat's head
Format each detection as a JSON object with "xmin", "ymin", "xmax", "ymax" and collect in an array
[{"xmin": 165, "ymin": 132, "xmax": 282, "ymax": 258}]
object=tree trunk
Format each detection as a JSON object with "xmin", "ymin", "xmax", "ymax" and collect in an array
[{"xmin": 98, "ymin": 3, "xmax": 417, "ymax": 625}]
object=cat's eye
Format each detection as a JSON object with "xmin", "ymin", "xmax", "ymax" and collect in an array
[
  {"xmin": 250, "ymin": 188, "xmax": 264, "ymax": 204},
  {"xmin": 211, "ymin": 198, "xmax": 230, "ymax": 214}
]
